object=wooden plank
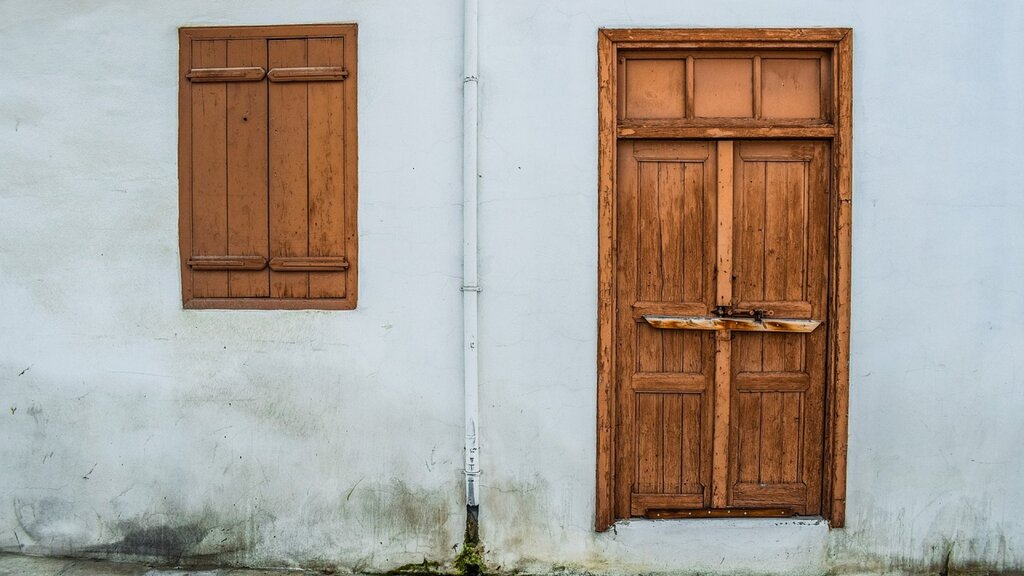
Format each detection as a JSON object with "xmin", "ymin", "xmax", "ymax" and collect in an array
[
  {"xmin": 631, "ymin": 302, "xmax": 706, "ymax": 319},
  {"xmin": 614, "ymin": 140, "xmax": 638, "ymax": 521},
  {"xmin": 595, "ymin": 30, "xmax": 616, "ymax": 528},
  {"xmin": 642, "ymin": 315, "xmax": 821, "ymax": 333},
  {"xmin": 732, "ymin": 482, "xmax": 807, "ymax": 507},
  {"xmin": 716, "ymin": 141, "xmax": 733, "ymax": 307},
  {"xmin": 226, "ymin": 38, "xmax": 269, "ymax": 298},
  {"xmin": 178, "ymin": 31, "xmax": 194, "ymax": 305},
  {"xmin": 181, "ymin": 24, "xmax": 358, "ymax": 41},
  {"xmin": 600, "ymin": 28, "xmax": 850, "ymax": 43},
  {"xmin": 827, "ymin": 29, "xmax": 854, "ymax": 528},
  {"xmin": 638, "ymin": 161, "xmax": 662, "ymax": 303},
  {"xmin": 632, "ymin": 494, "xmax": 705, "ymax": 515},
  {"xmin": 682, "ymin": 394, "xmax": 706, "ymax": 501},
  {"xmin": 659, "ymin": 162, "xmax": 685, "ymax": 371},
  {"xmin": 268, "ymin": 66, "xmax": 348, "ymax": 82},
  {"xmin": 307, "ymin": 38, "xmax": 348, "ymax": 298},
  {"xmin": 268, "ymin": 38, "xmax": 309, "ymax": 298},
  {"xmin": 188, "ymin": 255, "xmax": 266, "ymax": 271},
  {"xmin": 734, "ymin": 392, "xmax": 761, "ymax": 484},
  {"xmin": 648, "ymin": 507, "xmax": 793, "ymax": 519},
  {"xmin": 190, "ymin": 39, "xmax": 229, "ymax": 298},
  {"xmin": 711, "ymin": 330, "xmax": 731, "ymax": 508},
  {"xmin": 636, "ymin": 393, "xmax": 663, "ymax": 494},
  {"xmin": 663, "ymin": 394, "xmax": 684, "ymax": 493},
  {"xmin": 187, "ymin": 66, "xmax": 265, "ymax": 82},
  {"xmin": 760, "ymin": 391, "xmax": 784, "ymax": 483},
  {"xmin": 630, "ymin": 373, "xmax": 707, "ymax": 393},
  {"xmin": 269, "ymin": 256, "xmax": 349, "ymax": 271},
  {"xmin": 340, "ymin": 26, "xmax": 359, "ymax": 307},
  {"xmin": 733, "ymin": 301, "xmax": 812, "ymax": 317},
  {"xmin": 684, "ymin": 56, "xmax": 695, "ymax": 119},
  {"xmin": 753, "ymin": 55, "xmax": 762, "ymax": 119},
  {"xmin": 682, "ymin": 162, "xmax": 705, "ymax": 302},
  {"xmin": 734, "ymin": 372, "xmax": 810, "ymax": 392},
  {"xmin": 185, "ymin": 297, "xmax": 353, "ymax": 310},
  {"xmin": 618, "ymin": 124, "xmax": 835, "ymax": 139},
  {"xmin": 803, "ymin": 142, "xmax": 832, "ymax": 516},
  {"xmin": 781, "ymin": 393, "xmax": 802, "ymax": 482}
]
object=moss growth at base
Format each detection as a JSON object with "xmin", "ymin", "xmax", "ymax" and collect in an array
[
  {"xmin": 454, "ymin": 543, "xmax": 486, "ymax": 576},
  {"xmin": 386, "ymin": 559, "xmax": 443, "ymax": 576}
]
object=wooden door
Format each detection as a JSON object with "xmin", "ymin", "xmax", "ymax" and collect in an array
[{"xmin": 615, "ymin": 139, "xmax": 830, "ymax": 517}]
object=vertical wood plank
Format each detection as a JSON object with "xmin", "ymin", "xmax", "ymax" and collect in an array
[
  {"xmin": 716, "ymin": 142, "xmax": 733, "ymax": 307},
  {"xmin": 659, "ymin": 162, "xmax": 684, "ymax": 371},
  {"xmin": 711, "ymin": 140, "xmax": 734, "ymax": 508},
  {"xmin": 685, "ymin": 56, "xmax": 695, "ymax": 119},
  {"xmin": 614, "ymin": 142, "xmax": 638, "ymax": 519},
  {"xmin": 781, "ymin": 393, "xmax": 802, "ymax": 482},
  {"xmin": 735, "ymin": 392, "xmax": 761, "ymax": 483},
  {"xmin": 682, "ymin": 162, "xmax": 705, "ymax": 302},
  {"xmin": 762, "ymin": 161, "xmax": 789, "ymax": 372},
  {"xmin": 829, "ymin": 32, "xmax": 853, "ymax": 525},
  {"xmin": 764, "ymin": 162, "xmax": 788, "ymax": 302},
  {"xmin": 191, "ymin": 40, "xmax": 229, "ymax": 298},
  {"xmin": 595, "ymin": 30, "xmax": 617, "ymax": 530},
  {"xmin": 639, "ymin": 162, "xmax": 662, "ymax": 302},
  {"xmin": 268, "ymin": 39, "xmax": 309, "ymax": 298},
  {"xmin": 711, "ymin": 331, "xmax": 731, "ymax": 507},
  {"xmin": 736, "ymin": 156, "xmax": 766, "ymax": 304},
  {"xmin": 759, "ymin": 391, "xmax": 783, "ymax": 483},
  {"xmin": 663, "ymin": 394, "xmax": 684, "ymax": 493},
  {"xmin": 638, "ymin": 161, "xmax": 663, "ymax": 373},
  {"xmin": 682, "ymin": 394, "xmax": 703, "ymax": 493},
  {"xmin": 753, "ymin": 55, "xmax": 762, "ymax": 119},
  {"xmin": 636, "ymin": 393, "xmax": 663, "ymax": 493},
  {"xmin": 307, "ymin": 37, "xmax": 347, "ymax": 298},
  {"xmin": 225, "ymin": 38, "xmax": 269, "ymax": 297}
]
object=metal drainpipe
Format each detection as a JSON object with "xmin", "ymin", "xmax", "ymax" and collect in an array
[{"xmin": 462, "ymin": 0, "xmax": 481, "ymax": 539}]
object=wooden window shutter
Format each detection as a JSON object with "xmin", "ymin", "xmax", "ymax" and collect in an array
[{"xmin": 179, "ymin": 25, "xmax": 358, "ymax": 310}]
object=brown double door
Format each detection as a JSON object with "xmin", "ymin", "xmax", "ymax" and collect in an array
[{"xmin": 614, "ymin": 139, "xmax": 830, "ymax": 517}]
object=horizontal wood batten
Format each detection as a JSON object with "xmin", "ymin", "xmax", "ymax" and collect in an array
[
  {"xmin": 631, "ymin": 301, "xmax": 707, "ymax": 320},
  {"xmin": 648, "ymin": 507, "xmax": 794, "ymax": 519},
  {"xmin": 268, "ymin": 66, "xmax": 348, "ymax": 82},
  {"xmin": 187, "ymin": 67, "xmax": 265, "ymax": 82},
  {"xmin": 180, "ymin": 24, "xmax": 357, "ymax": 40},
  {"xmin": 187, "ymin": 255, "xmax": 267, "ymax": 270},
  {"xmin": 732, "ymin": 482, "xmax": 808, "ymax": 506},
  {"xmin": 735, "ymin": 372, "xmax": 810, "ymax": 392},
  {"xmin": 632, "ymin": 493, "xmax": 705, "ymax": 515},
  {"xmin": 602, "ymin": 28, "xmax": 850, "ymax": 43},
  {"xmin": 632, "ymin": 373, "xmax": 708, "ymax": 393},
  {"xmin": 644, "ymin": 315, "xmax": 822, "ymax": 333},
  {"xmin": 184, "ymin": 297, "xmax": 354, "ymax": 310},
  {"xmin": 619, "ymin": 125, "xmax": 835, "ymax": 139},
  {"xmin": 268, "ymin": 256, "xmax": 349, "ymax": 271},
  {"xmin": 736, "ymin": 301, "xmax": 813, "ymax": 317}
]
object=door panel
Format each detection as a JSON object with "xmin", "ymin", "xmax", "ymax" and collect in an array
[
  {"xmin": 727, "ymin": 141, "xmax": 828, "ymax": 514},
  {"xmin": 616, "ymin": 141, "xmax": 717, "ymax": 516},
  {"xmin": 615, "ymin": 139, "xmax": 830, "ymax": 517}
]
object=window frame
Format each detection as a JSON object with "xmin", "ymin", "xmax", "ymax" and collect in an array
[
  {"xmin": 595, "ymin": 27, "xmax": 853, "ymax": 530},
  {"xmin": 178, "ymin": 24, "xmax": 358, "ymax": 310}
]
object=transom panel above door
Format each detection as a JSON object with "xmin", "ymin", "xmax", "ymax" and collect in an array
[{"xmin": 596, "ymin": 28, "xmax": 853, "ymax": 529}]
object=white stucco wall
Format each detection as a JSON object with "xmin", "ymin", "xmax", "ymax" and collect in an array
[{"xmin": 1, "ymin": 1, "xmax": 1023, "ymax": 574}]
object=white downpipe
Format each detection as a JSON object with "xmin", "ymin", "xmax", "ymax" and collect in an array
[{"xmin": 462, "ymin": 0, "xmax": 481, "ymax": 509}]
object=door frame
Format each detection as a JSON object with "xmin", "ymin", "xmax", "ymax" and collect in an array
[{"xmin": 596, "ymin": 28, "xmax": 853, "ymax": 530}]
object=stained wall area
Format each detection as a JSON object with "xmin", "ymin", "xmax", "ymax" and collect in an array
[{"xmin": 1, "ymin": 1, "xmax": 1023, "ymax": 574}]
